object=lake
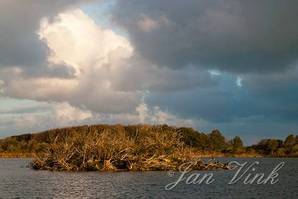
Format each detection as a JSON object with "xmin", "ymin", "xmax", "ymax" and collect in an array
[{"xmin": 0, "ymin": 158, "xmax": 297, "ymax": 198}]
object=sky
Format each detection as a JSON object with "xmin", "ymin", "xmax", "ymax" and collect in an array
[{"xmin": 0, "ymin": 0, "xmax": 297, "ymax": 144}]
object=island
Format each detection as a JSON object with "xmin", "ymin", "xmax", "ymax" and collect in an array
[{"xmin": 0, "ymin": 124, "xmax": 297, "ymax": 171}]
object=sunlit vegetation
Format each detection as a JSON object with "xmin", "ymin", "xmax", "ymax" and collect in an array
[
  {"xmin": 250, "ymin": 134, "xmax": 298, "ymax": 157},
  {"xmin": 0, "ymin": 124, "xmax": 297, "ymax": 171}
]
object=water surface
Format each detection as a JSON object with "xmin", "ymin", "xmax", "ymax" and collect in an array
[{"xmin": 0, "ymin": 158, "xmax": 297, "ymax": 198}]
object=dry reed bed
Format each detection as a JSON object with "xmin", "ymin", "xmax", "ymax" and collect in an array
[{"xmin": 31, "ymin": 125, "xmax": 229, "ymax": 171}]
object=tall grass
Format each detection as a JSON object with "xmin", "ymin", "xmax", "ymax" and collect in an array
[{"xmin": 32, "ymin": 125, "xmax": 226, "ymax": 171}]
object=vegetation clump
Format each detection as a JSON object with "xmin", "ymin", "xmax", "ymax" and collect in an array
[
  {"xmin": 30, "ymin": 125, "xmax": 229, "ymax": 171},
  {"xmin": 1, "ymin": 124, "xmax": 297, "ymax": 171}
]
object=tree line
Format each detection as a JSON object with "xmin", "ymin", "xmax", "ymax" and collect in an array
[{"xmin": 0, "ymin": 124, "xmax": 297, "ymax": 157}]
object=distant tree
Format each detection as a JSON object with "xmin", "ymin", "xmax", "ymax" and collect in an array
[
  {"xmin": 245, "ymin": 146, "xmax": 256, "ymax": 154},
  {"xmin": 178, "ymin": 127, "xmax": 201, "ymax": 148},
  {"xmin": 255, "ymin": 139, "xmax": 282, "ymax": 155},
  {"xmin": 177, "ymin": 128, "xmax": 212, "ymax": 151},
  {"xmin": 292, "ymin": 144, "xmax": 298, "ymax": 155},
  {"xmin": 282, "ymin": 134, "xmax": 298, "ymax": 155},
  {"xmin": 276, "ymin": 147, "xmax": 286, "ymax": 157},
  {"xmin": 229, "ymin": 136, "xmax": 244, "ymax": 153},
  {"xmin": 267, "ymin": 139, "xmax": 279, "ymax": 155},
  {"xmin": 209, "ymin": 129, "xmax": 227, "ymax": 151},
  {"xmin": 284, "ymin": 134, "xmax": 296, "ymax": 150},
  {"xmin": 197, "ymin": 133, "xmax": 210, "ymax": 150}
]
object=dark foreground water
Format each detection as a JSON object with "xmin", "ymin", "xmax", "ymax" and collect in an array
[{"xmin": 0, "ymin": 158, "xmax": 297, "ymax": 198}]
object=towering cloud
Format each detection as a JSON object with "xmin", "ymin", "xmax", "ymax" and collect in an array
[
  {"xmin": 1, "ymin": 6, "xmax": 215, "ymax": 114},
  {"xmin": 0, "ymin": 0, "xmax": 95, "ymax": 70},
  {"xmin": 2, "ymin": 9, "xmax": 139, "ymax": 113}
]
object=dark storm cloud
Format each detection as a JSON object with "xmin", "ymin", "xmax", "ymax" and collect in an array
[
  {"xmin": 109, "ymin": 57, "xmax": 218, "ymax": 93},
  {"xmin": 148, "ymin": 70, "xmax": 298, "ymax": 124},
  {"xmin": 0, "ymin": 0, "xmax": 93, "ymax": 70},
  {"xmin": 147, "ymin": 69, "xmax": 298, "ymax": 141},
  {"xmin": 111, "ymin": 0, "xmax": 298, "ymax": 122},
  {"xmin": 112, "ymin": 0, "xmax": 298, "ymax": 73}
]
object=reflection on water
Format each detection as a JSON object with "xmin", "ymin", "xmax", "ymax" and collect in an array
[{"xmin": 0, "ymin": 158, "xmax": 297, "ymax": 198}]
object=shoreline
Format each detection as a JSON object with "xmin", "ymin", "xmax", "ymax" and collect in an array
[
  {"xmin": 0, "ymin": 152, "xmax": 34, "ymax": 158},
  {"xmin": 3, "ymin": 152, "xmax": 298, "ymax": 159}
]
